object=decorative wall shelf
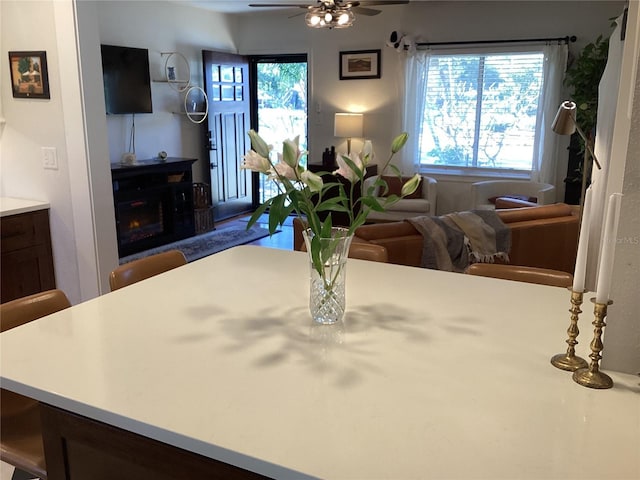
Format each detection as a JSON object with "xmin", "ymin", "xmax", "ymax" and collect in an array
[
  {"xmin": 158, "ymin": 52, "xmax": 208, "ymax": 124},
  {"xmin": 161, "ymin": 52, "xmax": 190, "ymax": 92},
  {"xmin": 183, "ymin": 86, "xmax": 208, "ymax": 124}
]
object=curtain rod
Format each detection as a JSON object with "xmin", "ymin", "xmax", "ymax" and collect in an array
[{"xmin": 415, "ymin": 35, "xmax": 576, "ymax": 48}]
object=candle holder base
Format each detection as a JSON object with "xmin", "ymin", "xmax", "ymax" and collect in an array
[
  {"xmin": 572, "ymin": 298, "xmax": 614, "ymax": 390},
  {"xmin": 551, "ymin": 353, "xmax": 588, "ymax": 372},
  {"xmin": 572, "ymin": 368, "xmax": 613, "ymax": 389},
  {"xmin": 551, "ymin": 288, "xmax": 588, "ymax": 372}
]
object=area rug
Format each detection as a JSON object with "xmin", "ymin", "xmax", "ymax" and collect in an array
[{"xmin": 119, "ymin": 226, "xmax": 272, "ymax": 264}]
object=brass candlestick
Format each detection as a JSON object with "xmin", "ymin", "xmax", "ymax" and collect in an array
[
  {"xmin": 551, "ymin": 289, "xmax": 588, "ymax": 371},
  {"xmin": 573, "ymin": 299, "xmax": 614, "ymax": 389}
]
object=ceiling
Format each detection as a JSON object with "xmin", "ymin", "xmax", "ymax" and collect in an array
[
  {"xmin": 176, "ymin": 1, "xmax": 413, "ymax": 14},
  {"xmin": 176, "ymin": 1, "xmax": 317, "ymax": 13}
]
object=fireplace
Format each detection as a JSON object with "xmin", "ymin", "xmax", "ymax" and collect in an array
[
  {"xmin": 111, "ymin": 158, "xmax": 196, "ymax": 257},
  {"xmin": 116, "ymin": 195, "xmax": 165, "ymax": 247}
]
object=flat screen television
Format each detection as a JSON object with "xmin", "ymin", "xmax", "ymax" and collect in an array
[{"xmin": 101, "ymin": 44, "xmax": 153, "ymax": 114}]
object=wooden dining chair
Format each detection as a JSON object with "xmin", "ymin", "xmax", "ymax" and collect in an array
[
  {"xmin": 109, "ymin": 250, "xmax": 187, "ymax": 291},
  {"xmin": 1, "ymin": 289, "xmax": 72, "ymax": 480},
  {"xmin": 464, "ymin": 263, "xmax": 573, "ymax": 288}
]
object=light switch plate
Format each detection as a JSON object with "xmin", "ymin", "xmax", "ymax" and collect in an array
[{"xmin": 42, "ymin": 147, "xmax": 58, "ymax": 170}]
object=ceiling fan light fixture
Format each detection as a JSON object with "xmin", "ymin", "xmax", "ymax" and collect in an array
[
  {"xmin": 305, "ymin": 9, "xmax": 323, "ymax": 27},
  {"xmin": 303, "ymin": 1, "xmax": 355, "ymax": 29},
  {"xmin": 337, "ymin": 9, "xmax": 354, "ymax": 26},
  {"xmin": 304, "ymin": 8, "xmax": 324, "ymax": 28}
]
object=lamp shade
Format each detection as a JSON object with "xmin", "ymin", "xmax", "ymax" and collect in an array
[
  {"xmin": 551, "ymin": 101, "xmax": 578, "ymax": 135},
  {"xmin": 334, "ymin": 113, "xmax": 363, "ymax": 138}
]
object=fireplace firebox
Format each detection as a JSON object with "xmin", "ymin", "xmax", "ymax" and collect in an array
[{"xmin": 111, "ymin": 158, "xmax": 197, "ymax": 257}]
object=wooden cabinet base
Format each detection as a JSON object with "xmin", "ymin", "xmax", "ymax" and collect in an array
[
  {"xmin": 40, "ymin": 404, "xmax": 270, "ymax": 480},
  {"xmin": 1, "ymin": 209, "xmax": 55, "ymax": 303}
]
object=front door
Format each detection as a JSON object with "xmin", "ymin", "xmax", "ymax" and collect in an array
[{"xmin": 202, "ymin": 50, "xmax": 252, "ymax": 221}]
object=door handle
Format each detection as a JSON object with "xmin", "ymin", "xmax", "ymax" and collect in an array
[
  {"xmin": 207, "ymin": 131, "xmax": 216, "ymax": 151},
  {"xmin": 210, "ymin": 162, "xmax": 218, "ymax": 169}
]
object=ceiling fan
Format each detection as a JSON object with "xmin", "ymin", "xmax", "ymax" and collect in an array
[{"xmin": 248, "ymin": 1, "xmax": 410, "ymax": 29}]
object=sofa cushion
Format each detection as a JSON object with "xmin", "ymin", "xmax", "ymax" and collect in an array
[
  {"xmin": 488, "ymin": 194, "xmax": 537, "ymax": 204},
  {"xmin": 379, "ymin": 176, "xmax": 423, "ymax": 199},
  {"xmin": 497, "ymin": 203, "xmax": 574, "ymax": 223},
  {"xmin": 386, "ymin": 199, "xmax": 430, "ymax": 212},
  {"xmin": 494, "ymin": 197, "xmax": 539, "ymax": 209}
]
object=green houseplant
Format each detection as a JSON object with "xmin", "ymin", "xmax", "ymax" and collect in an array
[
  {"xmin": 564, "ymin": 35, "xmax": 609, "ymax": 136},
  {"xmin": 563, "ymin": 34, "xmax": 609, "ymax": 193}
]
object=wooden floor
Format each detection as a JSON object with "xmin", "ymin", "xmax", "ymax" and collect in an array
[{"xmin": 216, "ymin": 213, "xmax": 294, "ymax": 251}]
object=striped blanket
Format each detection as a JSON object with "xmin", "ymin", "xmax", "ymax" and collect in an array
[{"xmin": 407, "ymin": 211, "xmax": 511, "ymax": 272}]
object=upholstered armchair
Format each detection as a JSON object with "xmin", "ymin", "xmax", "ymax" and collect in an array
[
  {"xmin": 470, "ymin": 180, "xmax": 555, "ymax": 210},
  {"xmin": 363, "ymin": 175, "xmax": 437, "ymax": 222}
]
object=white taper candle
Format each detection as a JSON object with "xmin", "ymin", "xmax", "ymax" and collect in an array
[
  {"xmin": 572, "ymin": 187, "xmax": 593, "ymax": 292},
  {"xmin": 595, "ymin": 193, "xmax": 623, "ymax": 304}
]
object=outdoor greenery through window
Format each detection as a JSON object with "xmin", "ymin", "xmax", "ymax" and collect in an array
[
  {"xmin": 253, "ymin": 56, "xmax": 307, "ymax": 203},
  {"xmin": 420, "ymin": 51, "xmax": 544, "ymax": 172}
]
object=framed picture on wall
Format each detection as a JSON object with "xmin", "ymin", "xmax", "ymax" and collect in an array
[
  {"xmin": 339, "ymin": 49, "xmax": 381, "ymax": 80},
  {"xmin": 8, "ymin": 50, "xmax": 51, "ymax": 99}
]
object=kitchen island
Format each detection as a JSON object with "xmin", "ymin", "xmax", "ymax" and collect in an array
[{"xmin": 1, "ymin": 246, "xmax": 638, "ymax": 479}]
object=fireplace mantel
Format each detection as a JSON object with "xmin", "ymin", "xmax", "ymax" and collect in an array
[{"xmin": 111, "ymin": 157, "xmax": 196, "ymax": 257}]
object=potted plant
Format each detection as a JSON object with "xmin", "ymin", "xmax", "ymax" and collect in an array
[{"xmin": 562, "ymin": 34, "xmax": 609, "ymax": 202}]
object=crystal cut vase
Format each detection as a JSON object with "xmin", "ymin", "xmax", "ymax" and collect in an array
[{"xmin": 302, "ymin": 227, "xmax": 354, "ymax": 325}]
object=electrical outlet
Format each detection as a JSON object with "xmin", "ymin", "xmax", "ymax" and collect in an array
[{"xmin": 42, "ymin": 147, "xmax": 58, "ymax": 170}]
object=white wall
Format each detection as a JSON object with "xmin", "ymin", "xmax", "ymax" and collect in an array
[
  {"xmin": 96, "ymin": 0, "xmax": 237, "ymax": 183},
  {"xmin": 1, "ymin": 0, "xmax": 92, "ymax": 304},
  {"xmin": 235, "ymin": 1, "xmax": 624, "ymax": 214},
  {"xmin": 601, "ymin": 3, "xmax": 640, "ymax": 375}
]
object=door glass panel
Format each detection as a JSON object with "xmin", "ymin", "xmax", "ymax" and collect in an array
[
  {"xmin": 210, "ymin": 64, "xmax": 245, "ymax": 103},
  {"xmin": 255, "ymin": 59, "xmax": 308, "ymax": 203}
]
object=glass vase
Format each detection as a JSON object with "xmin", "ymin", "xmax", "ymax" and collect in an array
[{"xmin": 302, "ymin": 227, "xmax": 354, "ymax": 325}]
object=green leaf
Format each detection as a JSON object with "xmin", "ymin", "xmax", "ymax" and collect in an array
[
  {"xmin": 361, "ymin": 195, "xmax": 385, "ymax": 212},
  {"xmin": 268, "ymin": 193, "xmax": 288, "ymax": 234},
  {"xmin": 350, "ymin": 215, "xmax": 367, "ymax": 231},
  {"xmin": 247, "ymin": 200, "xmax": 271, "ymax": 229},
  {"xmin": 388, "ymin": 164, "xmax": 401, "ymax": 177},
  {"xmin": 316, "ymin": 202, "xmax": 349, "ymax": 213},
  {"xmin": 341, "ymin": 156, "xmax": 364, "ymax": 181},
  {"xmin": 320, "ymin": 218, "xmax": 333, "ymax": 237}
]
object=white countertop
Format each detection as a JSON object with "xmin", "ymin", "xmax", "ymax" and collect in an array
[
  {"xmin": 1, "ymin": 246, "xmax": 639, "ymax": 479},
  {"xmin": 0, "ymin": 196, "xmax": 50, "ymax": 217}
]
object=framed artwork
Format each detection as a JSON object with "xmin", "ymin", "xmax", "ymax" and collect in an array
[
  {"xmin": 8, "ymin": 50, "xmax": 50, "ymax": 99},
  {"xmin": 339, "ymin": 49, "xmax": 381, "ymax": 80}
]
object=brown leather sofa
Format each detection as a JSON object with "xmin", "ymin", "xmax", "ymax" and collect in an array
[{"xmin": 293, "ymin": 203, "xmax": 579, "ymax": 274}]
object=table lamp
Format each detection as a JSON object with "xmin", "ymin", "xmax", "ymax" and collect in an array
[
  {"xmin": 551, "ymin": 100, "xmax": 602, "ymax": 219},
  {"xmin": 551, "ymin": 101, "xmax": 602, "ymax": 169},
  {"xmin": 334, "ymin": 113, "xmax": 363, "ymax": 154}
]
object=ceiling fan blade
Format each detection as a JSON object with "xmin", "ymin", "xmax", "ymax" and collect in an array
[
  {"xmin": 352, "ymin": 6, "xmax": 381, "ymax": 16},
  {"xmin": 357, "ymin": 1, "xmax": 410, "ymax": 5},
  {"xmin": 248, "ymin": 4, "xmax": 312, "ymax": 8}
]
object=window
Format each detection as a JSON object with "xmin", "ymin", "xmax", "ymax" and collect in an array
[{"xmin": 418, "ymin": 50, "xmax": 545, "ymax": 173}]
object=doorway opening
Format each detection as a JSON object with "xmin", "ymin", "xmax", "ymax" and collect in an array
[{"xmin": 249, "ymin": 54, "xmax": 308, "ymax": 205}]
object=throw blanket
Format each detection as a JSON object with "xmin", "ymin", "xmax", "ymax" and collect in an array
[{"xmin": 407, "ymin": 211, "xmax": 511, "ymax": 272}]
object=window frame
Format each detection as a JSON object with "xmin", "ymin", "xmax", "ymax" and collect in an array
[{"xmin": 415, "ymin": 44, "xmax": 547, "ymax": 180}]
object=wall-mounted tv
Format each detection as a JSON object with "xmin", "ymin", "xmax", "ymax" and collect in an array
[{"xmin": 101, "ymin": 44, "xmax": 153, "ymax": 114}]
